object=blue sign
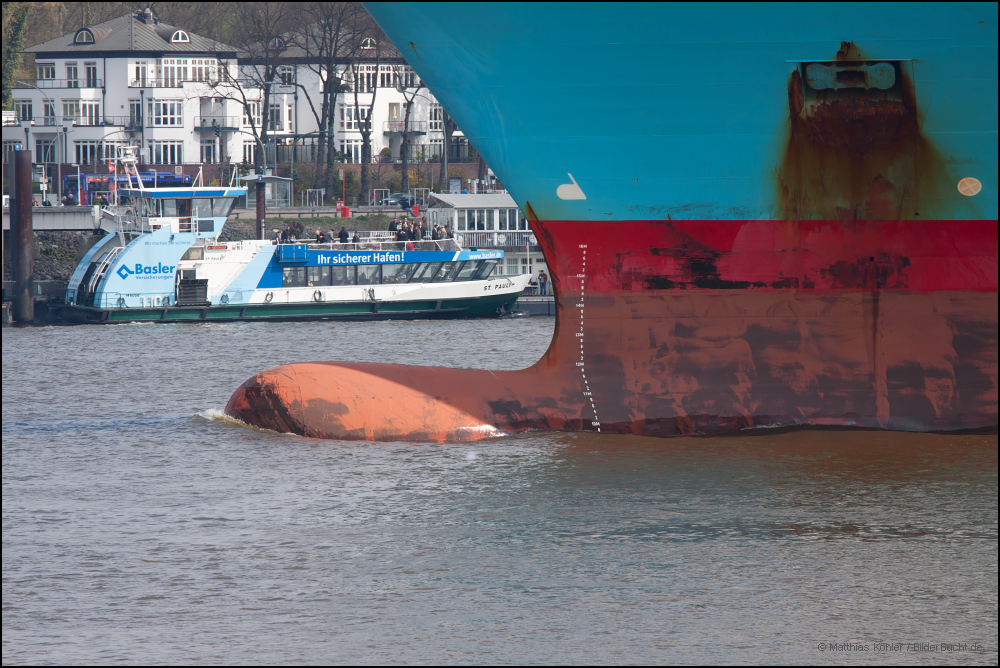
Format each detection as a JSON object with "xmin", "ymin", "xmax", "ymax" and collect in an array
[
  {"xmin": 116, "ymin": 261, "xmax": 176, "ymax": 280},
  {"xmin": 308, "ymin": 249, "xmax": 502, "ymax": 266}
]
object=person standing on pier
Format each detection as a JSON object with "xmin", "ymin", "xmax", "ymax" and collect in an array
[{"xmin": 538, "ymin": 270, "xmax": 548, "ymax": 296}]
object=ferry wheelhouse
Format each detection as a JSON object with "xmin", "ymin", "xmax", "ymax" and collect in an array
[{"xmin": 61, "ymin": 148, "xmax": 528, "ymax": 324}]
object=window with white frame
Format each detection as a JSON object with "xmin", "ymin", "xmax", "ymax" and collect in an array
[
  {"xmin": 75, "ymin": 140, "xmax": 100, "ymax": 164},
  {"xmin": 150, "ymin": 141, "xmax": 183, "ymax": 164},
  {"xmin": 158, "ymin": 58, "xmax": 186, "ymax": 86},
  {"xmin": 70, "ymin": 100, "xmax": 101, "ymax": 125},
  {"xmin": 14, "ymin": 100, "xmax": 32, "ymax": 121},
  {"xmin": 36, "ymin": 63, "xmax": 56, "ymax": 80},
  {"xmin": 189, "ymin": 59, "xmax": 216, "ymax": 82},
  {"xmin": 278, "ymin": 65, "xmax": 294, "ymax": 85},
  {"xmin": 340, "ymin": 105, "xmax": 367, "ymax": 131},
  {"xmin": 62, "ymin": 101, "xmax": 81, "ymax": 123},
  {"xmin": 84, "ymin": 63, "xmax": 98, "ymax": 87},
  {"xmin": 101, "ymin": 141, "xmax": 124, "ymax": 161},
  {"xmin": 150, "ymin": 100, "xmax": 183, "ymax": 126},
  {"xmin": 129, "ymin": 100, "xmax": 142, "ymax": 124},
  {"xmin": 171, "ymin": 30, "xmax": 190, "ymax": 43},
  {"xmin": 506, "ymin": 257, "xmax": 520, "ymax": 275},
  {"xmin": 74, "ymin": 101, "xmax": 100, "ymax": 126},
  {"xmin": 133, "ymin": 61, "xmax": 148, "ymax": 87},
  {"xmin": 339, "ymin": 139, "xmax": 361, "ymax": 163},
  {"xmin": 75, "ymin": 30, "xmax": 94, "ymax": 44},
  {"xmin": 43, "ymin": 101, "xmax": 55, "ymax": 126},
  {"xmin": 268, "ymin": 103, "xmax": 283, "ymax": 131},
  {"xmin": 429, "ymin": 103, "xmax": 442, "ymax": 131},
  {"xmin": 243, "ymin": 101, "xmax": 261, "ymax": 128},
  {"xmin": 3, "ymin": 141, "xmax": 21, "ymax": 163},
  {"xmin": 242, "ymin": 142, "xmax": 256, "ymax": 165},
  {"xmin": 201, "ymin": 138, "xmax": 216, "ymax": 164},
  {"xmin": 379, "ymin": 68, "xmax": 397, "ymax": 89},
  {"xmin": 66, "ymin": 63, "xmax": 79, "ymax": 87},
  {"xmin": 354, "ymin": 64, "xmax": 376, "ymax": 93},
  {"xmin": 35, "ymin": 139, "xmax": 57, "ymax": 163},
  {"xmin": 428, "ymin": 138, "xmax": 443, "ymax": 160}
]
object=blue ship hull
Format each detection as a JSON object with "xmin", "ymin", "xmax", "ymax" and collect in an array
[{"xmin": 369, "ymin": 2, "xmax": 996, "ymax": 223}]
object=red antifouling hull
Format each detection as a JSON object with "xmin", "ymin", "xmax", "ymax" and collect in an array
[{"xmin": 226, "ymin": 219, "xmax": 998, "ymax": 441}]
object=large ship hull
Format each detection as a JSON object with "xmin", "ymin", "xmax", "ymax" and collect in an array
[{"xmin": 226, "ymin": 3, "xmax": 997, "ymax": 441}]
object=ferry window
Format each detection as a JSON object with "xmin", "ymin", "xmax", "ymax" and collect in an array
[
  {"xmin": 484, "ymin": 209, "xmax": 495, "ymax": 231},
  {"xmin": 381, "ymin": 263, "xmax": 416, "ymax": 284},
  {"xmin": 331, "ymin": 266, "xmax": 355, "ymax": 286},
  {"xmin": 357, "ymin": 264, "xmax": 380, "ymax": 285},
  {"xmin": 197, "ymin": 219, "xmax": 215, "ymax": 233},
  {"xmin": 180, "ymin": 246, "xmax": 204, "ymax": 261},
  {"xmin": 161, "ymin": 200, "xmax": 177, "ymax": 216},
  {"xmin": 433, "ymin": 262, "xmax": 463, "ymax": 282},
  {"xmin": 456, "ymin": 211, "xmax": 467, "ymax": 231},
  {"xmin": 282, "ymin": 267, "xmax": 307, "ymax": 287},
  {"xmin": 454, "ymin": 261, "xmax": 482, "ymax": 281},
  {"xmin": 409, "ymin": 262, "xmax": 442, "ymax": 282},
  {"xmin": 192, "ymin": 199, "xmax": 211, "ymax": 217},
  {"xmin": 307, "ymin": 266, "xmax": 330, "ymax": 286},
  {"xmin": 212, "ymin": 198, "xmax": 235, "ymax": 218},
  {"xmin": 473, "ymin": 259, "xmax": 498, "ymax": 280}
]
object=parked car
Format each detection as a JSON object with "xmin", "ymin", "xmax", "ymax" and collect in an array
[
  {"xmin": 379, "ymin": 192, "xmax": 409, "ymax": 206},
  {"xmin": 379, "ymin": 192, "xmax": 425, "ymax": 209}
]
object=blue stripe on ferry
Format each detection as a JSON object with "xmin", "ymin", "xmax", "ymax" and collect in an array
[{"xmin": 310, "ymin": 249, "xmax": 502, "ymax": 265}]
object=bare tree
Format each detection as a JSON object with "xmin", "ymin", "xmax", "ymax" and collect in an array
[
  {"xmin": 393, "ymin": 65, "xmax": 425, "ymax": 196},
  {"xmin": 347, "ymin": 18, "xmax": 386, "ymax": 205},
  {"xmin": 292, "ymin": 2, "xmax": 365, "ymax": 197},
  {"xmin": 214, "ymin": 2, "xmax": 300, "ymax": 175},
  {"xmin": 438, "ymin": 108, "xmax": 457, "ymax": 192}
]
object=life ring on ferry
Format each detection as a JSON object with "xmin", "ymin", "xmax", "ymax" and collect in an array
[
  {"xmin": 313, "ymin": 290, "xmax": 323, "ymax": 302},
  {"xmin": 264, "ymin": 291, "xmax": 274, "ymax": 303}
]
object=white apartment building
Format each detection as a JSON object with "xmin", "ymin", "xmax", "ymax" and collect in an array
[
  {"xmin": 240, "ymin": 34, "xmax": 472, "ymax": 168},
  {"xmin": 3, "ymin": 9, "xmax": 247, "ymax": 192},
  {"xmin": 2, "ymin": 9, "xmax": 475, "ymax": 199}
]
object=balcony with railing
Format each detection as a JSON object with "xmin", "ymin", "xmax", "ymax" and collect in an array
[
  {"xmin": 129, "ymin": 77, "xmax": 218, "ymax": 88},
  {"xmin": 383, "ymin": 120, "xmax": 427, "ymax": 135},
  {"xmin": 195, "ymin": 116, "xmax": 241, "ymax": 131},
  {"xmin": 27, "ymin": 78, "xmax": 103, "ymax": 89},
  {"xmin": 7, "ymin": 115, "xmax": 140, "ymax": 129}
]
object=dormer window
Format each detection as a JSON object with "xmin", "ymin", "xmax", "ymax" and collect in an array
[
  {"xmin": 171, "ymin": 30, "xmax": 190, "ymax": 43},
  {"xmin": 360, "ymin": 37, "xmax": 376, "ymax": 50},
  {"xmin": 75, "ymin": 30, "xmax": 94, "ymax": 44}
]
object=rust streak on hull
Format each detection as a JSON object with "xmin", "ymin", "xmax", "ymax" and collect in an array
[{"xmin": 227, "ymin": 219, "xmax": 998, "ymax": 442}]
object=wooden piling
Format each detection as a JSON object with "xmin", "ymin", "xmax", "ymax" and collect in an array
[{"xmin": 12, "ymin": 150, "xmax": 34, "ymax": 324}]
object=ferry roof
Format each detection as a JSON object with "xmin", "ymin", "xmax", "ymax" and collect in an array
[
  {"xmin": 118, "ymin": 187, "xmax": 247, "ymax": 198},
  {"xmin": 428, "ymin": 193, "xmax": 518, "ymax": 209}
]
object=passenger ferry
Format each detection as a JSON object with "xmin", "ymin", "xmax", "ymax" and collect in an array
[{"xmin": 60, "ymin": 148, "xmax": 529, "ymax": 324}]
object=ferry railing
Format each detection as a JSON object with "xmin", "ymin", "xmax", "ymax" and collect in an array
[
  {"xmin": 87, "ymin": 246, "xmax": 124, "ymax": 295},
  {"xmin": 278, "ymin": 238, "xmax": 463, "ymax": 253}
]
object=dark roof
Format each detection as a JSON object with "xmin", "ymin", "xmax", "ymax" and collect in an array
[
  {"xmin": 23, "ymin": 13, "xmax": 239, "ymax": 57},
  {"xmin": 240, "ymin": 24, "xmax": 404, "ymax": 64}
]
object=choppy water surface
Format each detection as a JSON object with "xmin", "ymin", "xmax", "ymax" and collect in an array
[{"xmin": 3, "ymin": 319, "xmax": 996, "ymax": 665}]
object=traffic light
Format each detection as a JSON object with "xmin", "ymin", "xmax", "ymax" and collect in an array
[{"xmin": 214, "ymin": 124, "xmax": 220, "ymax": 137}]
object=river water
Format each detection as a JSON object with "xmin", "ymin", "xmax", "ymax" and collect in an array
[{"xmin": 2, "ymin": 318, "xmax": 996, "ymax": 665}]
